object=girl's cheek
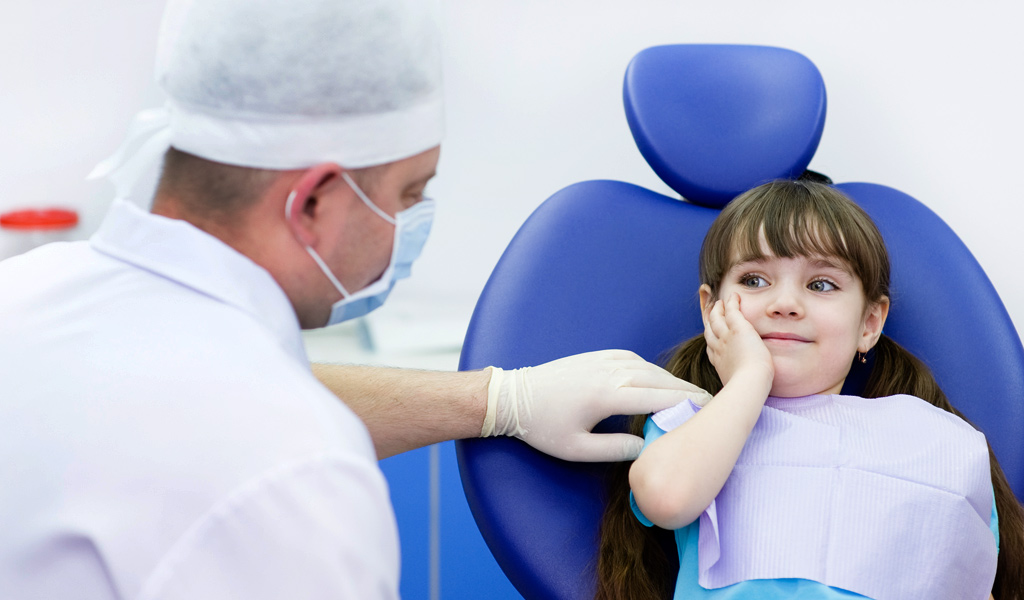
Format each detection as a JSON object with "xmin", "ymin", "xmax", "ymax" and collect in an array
[{"xmin": 736, "ymin": 297, "xmax": 759, "ymax": 322}]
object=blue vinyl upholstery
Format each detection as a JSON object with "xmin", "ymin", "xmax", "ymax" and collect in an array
[
  {"xmin": 457, "ymin": 44, "xmax": 1024, "ymax": 600},
  {"xmin": 625, "ymin": 44, "xmax": 826, "ymax": 208}
]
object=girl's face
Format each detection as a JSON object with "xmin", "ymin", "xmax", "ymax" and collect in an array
[{"xmin": 701, "ymin": 247, "xmax": 889, "ymax": 398}]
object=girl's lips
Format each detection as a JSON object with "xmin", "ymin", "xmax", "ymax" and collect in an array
[{"xmin": 761, "ymin": 333, "xmax": 811, "ymax": 343}]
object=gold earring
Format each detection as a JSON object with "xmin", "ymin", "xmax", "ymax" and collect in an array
[{"xmin": 857, "ymin": 351, "xmax": 867, "ymax": 364}]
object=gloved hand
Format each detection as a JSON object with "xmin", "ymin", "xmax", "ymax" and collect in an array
[{"xmin": 481, "ymin": 349, "xmax": 712, "ymax": 462}]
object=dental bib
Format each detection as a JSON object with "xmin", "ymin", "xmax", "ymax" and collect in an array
[{"xmin": 650, "ymin": 393, "xmax": 996, "ymax": 600}]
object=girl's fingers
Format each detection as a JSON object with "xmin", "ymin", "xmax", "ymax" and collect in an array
[
  {"xmin": 723, "ymin": 293, "xmax": 751, "ymax": 329},
  {"xmin": 707, "ymin": 299, "xmax": 729, "ymax": 340},
  {"xmin": 703, "ymin": 300, "xmax": 721, "ymax": 360},
  {"xmin": 704, "ymin": 299, "xmax": 732, "ymax": 369}
]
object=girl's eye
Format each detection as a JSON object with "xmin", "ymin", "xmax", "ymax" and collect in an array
[
  {"xmin": 808, "ymin": 279, "xmax": 838, "ymax": 292},
  {"xmin": 739, "ymin": 275, "xmax": 768, "ymax": 288}
]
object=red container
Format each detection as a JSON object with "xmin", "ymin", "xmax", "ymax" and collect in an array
[{"xmin": 0, "ymin": 208, "xmax": 80, "ymax": 259}]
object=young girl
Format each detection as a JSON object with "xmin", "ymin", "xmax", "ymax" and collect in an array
[{"xmin": 597, "ymin": 180, "xmax": 1024, "ymax": 600}]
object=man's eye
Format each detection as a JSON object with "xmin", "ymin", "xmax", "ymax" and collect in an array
[
  {"xmin": 740, "ymin": 275, "xmax": 767, "ymax": 288},
  {"xmin": 808, "ymin": 279, "xmax": 837, "ymax": 292}
]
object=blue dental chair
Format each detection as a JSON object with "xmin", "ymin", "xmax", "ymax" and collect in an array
[{"xmin": 456, "ymin": 45, "xmax": 1024, "ymax": 600}]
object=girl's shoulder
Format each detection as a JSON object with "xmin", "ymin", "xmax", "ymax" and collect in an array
[
  {"xmin": 761, "ymin": 393, "xmax": 988, "ymax": 467},
  {"xmin": 837, "ymin": 393, "xmax": 981, "ymax": 434}
]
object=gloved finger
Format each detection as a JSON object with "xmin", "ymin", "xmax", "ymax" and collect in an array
[
  {"xmin": 607, "ymin": 386, "xmax": 714, "ymax": 414},
  {"xmin": 553, "ymin": 348, "xmax": 642, "ymax": 365},
  {"xmin": 611, "ymin": 364, "xmax": 711, "ymax": 397},
  {"xmin": 557, "ymin": 432, "xmax": 645, "ymax": 463},
  {"xmin": 580, "ymin": 350, "xmax": 659, "ymax": 374},
  {"xmin": 549, "ymin": 350, "xmax": 705, "ymax": 393},
  {"xmin": 584, "ymin": 348, "xmax": 644, "ymax": 362}
]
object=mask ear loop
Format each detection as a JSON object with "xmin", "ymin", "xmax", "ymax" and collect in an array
[
  {"xmin": 341, "ymin": 171, "xmax": 397, "ymax": 225},
  {"xmin": 286, "ymin": 190, "xmax": 352, "ymax": 299}
]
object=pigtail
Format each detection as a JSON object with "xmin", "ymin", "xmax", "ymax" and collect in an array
[
  {"xmin": 595, "ymin": 414, "xmax": 675, "ymax": 600},
  {"xmin": 862, "ymin": 334, "xmax": 948, "ymax": 407},
  {"xmin": 596, "ymin": 335, "xmax": 720, "ymax": 600},
  {"xmin": 662, "ymin": 335, "xmax": 723, "ymax": 398},
  {"xmin": 864, "ymin": 335, "xmax": 1024, "ymax": 600}
]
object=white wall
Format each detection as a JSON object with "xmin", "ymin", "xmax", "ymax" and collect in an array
[{"xmin": 3, "ymin": 0, "xmax": 1023, "ymax": 349}]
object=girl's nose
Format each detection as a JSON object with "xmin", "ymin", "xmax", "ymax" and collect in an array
[{"xmin": 766, "ymin": 286, "xmax": 803, "ymax": 318}]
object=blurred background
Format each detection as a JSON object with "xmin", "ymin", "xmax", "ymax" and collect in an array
[{"xmin": 3, "ymin": 1, "xmax": 1022, "ymax": 598}]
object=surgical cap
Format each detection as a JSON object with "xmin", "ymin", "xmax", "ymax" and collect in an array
[{"xmin": 91, "ymin": 0, "xmax": 444, "ymax": 200}]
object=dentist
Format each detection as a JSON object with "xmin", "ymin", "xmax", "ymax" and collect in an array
[{"xmin": 0, "ymin": 0, "xmax": 706, "ymax": 597}]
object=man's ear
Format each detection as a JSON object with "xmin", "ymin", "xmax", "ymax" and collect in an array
[
  {"xmin": 859, "ymin": 295, "xmax": 891, "ymax": 352},
  {"xmin": 698, "ymin": 284, "xmax": 715, "ymax": 324},
  {"xmin": 283, "ymin": 163, "xmax": 343, "ymax": 247}
]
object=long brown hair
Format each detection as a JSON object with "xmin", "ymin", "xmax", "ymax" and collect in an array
[{"xmin": 596, "ymin": 180, "xmax": 1024, "ymax": 599}]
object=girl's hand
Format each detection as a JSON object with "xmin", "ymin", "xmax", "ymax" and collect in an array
[
  {"xmin": 632, "ymin": 293, "xmax": 776, "ymax": 529},
  {"xmin": 704, "ymin": 293, "xmax": 774, "ymax": 391}
]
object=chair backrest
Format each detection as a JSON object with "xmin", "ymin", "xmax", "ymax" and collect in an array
[{"xmin": 457, "ymin": 44, "xmax": 1024, "ymax": 600}]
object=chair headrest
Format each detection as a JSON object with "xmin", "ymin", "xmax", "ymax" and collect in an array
[{"xmin": 624, "ymin": 44, "xmax": 827, "ymax": 207}]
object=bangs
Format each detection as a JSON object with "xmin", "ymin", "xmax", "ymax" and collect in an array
[
  {"xmin": 700, "ymin": 180, "xmax": 890, "ymax": 301},
  {"xmin": 729, "ymin": 198, "xmax": 858, "ymax": 266}
]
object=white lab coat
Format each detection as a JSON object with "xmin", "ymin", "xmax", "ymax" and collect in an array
[{"xmin": 0, "ymin": 200, "xmax": 400, "ymax": 599}]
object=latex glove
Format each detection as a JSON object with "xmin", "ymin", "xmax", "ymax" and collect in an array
[{"xmin": 481, "ymin": 349, "xmax": 713, "ymax": 462}]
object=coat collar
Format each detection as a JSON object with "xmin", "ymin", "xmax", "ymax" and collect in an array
[{"xmin": 90, "ymin": 199, "xmax": 308, "ymax": 364}]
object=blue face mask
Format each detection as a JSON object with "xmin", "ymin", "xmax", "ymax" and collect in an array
[{"xmin": 287, "ymin": 171, "xmax": 435, "ymax": 326}]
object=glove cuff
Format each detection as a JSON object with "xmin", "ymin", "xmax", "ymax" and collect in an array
[{"xmin": 481, "ymin": 365, "xmax": 531, "ymax": 438}]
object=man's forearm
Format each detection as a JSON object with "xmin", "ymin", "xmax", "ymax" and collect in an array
[
  {"xmin": 312, "ymin": 363, "xmax": 490, "ymax": 459},
  {"xmin": 315, "ymin": 350, "xmax": 713, "ymax": 464}
]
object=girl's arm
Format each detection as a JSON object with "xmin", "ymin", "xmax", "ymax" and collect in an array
[{"xmin": 630, "ymin": 293, "xmax": 773, "ymax": 530}]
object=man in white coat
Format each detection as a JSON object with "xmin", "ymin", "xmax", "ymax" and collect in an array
[{"xmin": 0, "ymin": 0, "xmax": 706, "ymax": 597}]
